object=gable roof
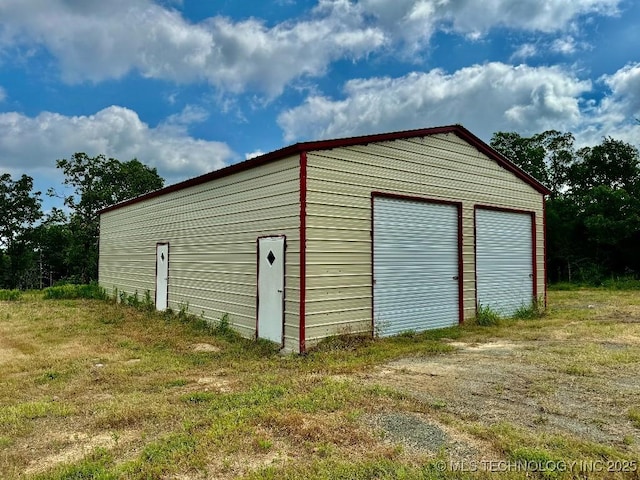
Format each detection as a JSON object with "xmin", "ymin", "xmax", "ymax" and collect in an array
[{"xmin": 100, "ymin": 124, "xmax": 550, "ymax": 214}]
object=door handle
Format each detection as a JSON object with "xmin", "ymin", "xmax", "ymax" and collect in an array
[
  {"xmin": 452, "ymin": 276, "xmax": 459, "ymax": 280},
  {"xmin": 277, "ymin": 289, "xmax": 283, "ymax": 293}
]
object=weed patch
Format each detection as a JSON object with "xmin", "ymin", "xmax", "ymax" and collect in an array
[
  {"xmin": 629, "ymin": 408, "xmax": 640, "ymax": 428},
  {"xmin": 512, "ymin": 298, "xmax": 545, "ymax": 320},
  {"xmin": 35, "ymin": 448, "xmax": 117, "ymax": 480},
  {"xmin": 43, "ymin": 282, "xmax": 107, "ymax": 300},
  {"xmin": 180, "ymin": 392, "xmax": 217, "ymax": 404},
  {"xmin": 0, "ymin": 289, "xmax": 22, "ymax": 301},
  {"xmin": 475, "ymin": 304, "xmax": 501, "ymax": 326}
]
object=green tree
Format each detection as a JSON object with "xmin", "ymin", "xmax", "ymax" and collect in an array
[
  {"xmin": 491, "ymin": 131, "xmax": 640, "ymax": 283},
  {"xmin": 490, "ymin": 130, "xmax": 574, "ymax": 197},
  {"xmin": 570, "ymin": 138, "xmax": 640, "ymax": 193},
  {"xmin": 33, "ymin": 208, "xmax": 72, "ymax": 287},
  {"xmin": 0, "ymin": 173, "xmax": 43, "ymax": 288},
  {"xmin": 0, "ymin": 173, "xmax": 42, "ymax": 249},
  {"xmin": 567, "ymin": 139, "xmax": 640, "ymax": 278},
  {"xmin": 53, "ymin": 153, "xmax": 164, "ymax": 282}
]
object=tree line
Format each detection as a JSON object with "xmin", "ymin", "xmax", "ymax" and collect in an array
[
  {"xmin": 1, "ymin": 131, "xmax": 639, "ymax": 289},
  {"xmin": 0, "ymin": 153, "xmax": 163, "ymax": 289},
  {"xmin": 490, "ymin": 131, "xmax": 640, "ymax": 283}
]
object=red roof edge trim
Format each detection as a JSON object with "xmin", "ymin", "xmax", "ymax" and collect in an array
[
  {"xmin": 99, "ymin": 124, "xmax": 549, "ymax": 215},
  {"xmin": 451, "ymin": 125, "xmax": 551, "ymax": 195},
  {"xmin": 98, "ymin": 143, "xmax": 305, "ymax": 214}
]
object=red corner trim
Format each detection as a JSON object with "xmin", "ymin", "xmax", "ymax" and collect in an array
[
  {"xmin": 457, "ymin": 204, "xmax": 464, "ymax": 324},
  {"xmin": 543, "ymin": 198, "xmax": 548, "ymax": 307}
]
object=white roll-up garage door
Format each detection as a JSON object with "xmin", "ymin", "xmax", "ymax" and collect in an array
[
  {"xmin": 373, "ymin": 196, "xmax": 460, "ymax": 336},
  {"xmin": 476, "ymin": 208, "xmax": 534, "ymax": 316}
]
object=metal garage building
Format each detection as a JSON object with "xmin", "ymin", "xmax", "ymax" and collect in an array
[{"xmin": 99, "ymin": 125, "xmax": 550, "ymax": 353}]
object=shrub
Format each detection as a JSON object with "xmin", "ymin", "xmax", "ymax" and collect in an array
[
  {"xmin": 600, "ymin": 276, "xmax": 640, "ymax": 290},
  {"xmin": 512, "ymin": 297, "xmax": 545, "ymax": 320},
  {"xmin": 476, "ymin": 304, "xmax": 501, "ymax": 326},
  {"xmin": 0, "ymin": 289, "xmax": 22, "ymax": 301},
  {"xmin": 548, "ymin": 282, "xmax": 580, "ymax": 291},
  {"xmin": 142, "ymin": 290, "xmax": 154, "ymax": 311},
  {"xmin": 43, "ymin": 282, "xmax": 107, "ymax": 300},
  {"xmin": 550, "ymin": 276, "xmax": 640, "ymax": 290}
]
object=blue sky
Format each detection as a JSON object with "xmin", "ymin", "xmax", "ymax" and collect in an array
[{"xmin": 0, "ymin": 0, "xmax": 639, "ymax": 211}]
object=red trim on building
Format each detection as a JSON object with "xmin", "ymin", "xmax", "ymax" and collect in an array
[
  {"xmin": 299, "ymin": 152, "xmax": 308, "ymax": 354},
  {"xmin": 472, "ymin": 208, "xmax": 479, "ymax": 315},
  {"xmin": 370, "ymin": 192, "xmax": 464, "ymax": 329},
  {"xmin": 473, "ymin": 204, "xmax": 536, "ymax": 216},
  {"xmin": 281, "ymin": 236, "xmax": 287, "ymax": 349},
  {"xmin": 371, "ymin": 191, "xmax": 466, "ymax": 208},
  {"xmin": 99, "ymin": 125, "xmax": 550, "ymax": 215},
  {"xmin": 473, "ymin": 205, "xmax": 537, "ymax": 306},
  {"xmin": 457, "ymin": 205, "xmax": 464, "ymax": 324},
  {"xmin": 452, "ymin": 128, "xmax": 551, "ymax": 196},
  {"xmin": 542, "ymin": 198, "xmax": 548, "ymax": 307}
]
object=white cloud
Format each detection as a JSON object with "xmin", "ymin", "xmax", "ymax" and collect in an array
[
  {"xmin": 245, "ymin": 150, "xmax": 266, "ymax": 160},
  {"xmin": 511, "ymin": 36, "xmax": 588, "ymax": 62},
  {"xmin": 359, "ymin": 0, "xmax": 621, "ymax": 51},
  {"xmin": 278, "ymin": 62, "xmax": 591, "ymax": 142},
  {"xmin": 0, "ymin": 0, "xmax": 386, "ymax": 96},
  {"xmin": 511, "ymin": 43, "xmax": 538, "ymax": 61},
  {"xmin": 550, "ymin": 36, "xmax": 578, "ymax": 54},
  {"xmin": 0, "ymin": 0, "xmax": 620, "ymax": 96},
  {"xmin": 162, "ymin": 105, "xmax": 209, "ymax": 130},
  {"xmin": 600, "ymin": 62, "xmax": 640, "ymax": 114},
  {"xmin": 0, "ymin": 106, "xmax": 234, "ymax": 183},
  {"xmin": 577, "ymin": 62, "xmax": 640, "ymax": 146}
]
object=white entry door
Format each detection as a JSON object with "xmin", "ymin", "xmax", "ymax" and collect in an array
[
  {"xmin": 257, "ymin": 236, "xmax": 285, "ymax": 344},
  {"xmin": 155, "ymin": 243, "xmax": 169, "ymax": 311}
]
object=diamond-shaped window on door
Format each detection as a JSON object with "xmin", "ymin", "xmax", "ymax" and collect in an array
[
  {"xmin": 161, "ymin": 253, "xmax": 165, "ymax": 261},
  {"xmin": 267, "ymin": 251, "xmax": 276, "ymax": 265}
]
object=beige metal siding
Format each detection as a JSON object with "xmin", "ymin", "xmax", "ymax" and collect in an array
[
  {"xmin": 99, "ymin": 155, "xmax": 301, "ymax": 352},
  {"xmin": 305, "ymin": 132, "xmax": 545, "ymax": 345}
]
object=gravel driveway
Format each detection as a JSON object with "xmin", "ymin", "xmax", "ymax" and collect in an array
[{"xmin": 359, "ymin": 308, "xmax": 640, "ymax": 461}]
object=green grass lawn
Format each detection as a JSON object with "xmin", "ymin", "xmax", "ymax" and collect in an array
[{"xmin": 0, "ymin": 289, "xmax": 639, "ymax": 479}]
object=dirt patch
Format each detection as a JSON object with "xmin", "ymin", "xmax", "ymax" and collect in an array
[
  {"xmin": 377, "ymin": 412, "xmax": 449, "ymax": 450},
  {"xmin": 191, "ymin": 343, "xmax": 221, "ymax": 353},
  {"xmin": 23, "ymin": 429, "xmax": 137, "ymax": 475},
  {"xmin": 361, "ymin": 339, "xmax": 640, "ymax": 451},
  {"xmin": 195, "ymin": 376, "xmax": 233, "ymax": 393},
  {"xmin": 0, "ymin": 332, "xmax": 31, "ymax": 364},
  {"xmin": 371, "ymin": 412, "xmax": 493, "ymax": 460},
  {"xmin": 0, "ymin": 344, "xmax": 27, "ymax": 365}
]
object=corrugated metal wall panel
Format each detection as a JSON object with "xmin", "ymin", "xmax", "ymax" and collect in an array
[
  {"xmin": 476, "ymin": 209, "xmax": 534, "ymax": 315},
  {"xmin": 304, "ymin": 132, "xmax": 545, "ymax": 346},
  {"xmin": 99, "ymin": 155, "xmax": 301, "ymax": 352},
  {"xmin": 373, "ymin": 197, "xmax": 459, "ymax": 335}
]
